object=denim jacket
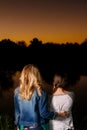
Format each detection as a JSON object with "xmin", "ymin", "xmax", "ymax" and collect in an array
[{"xmin": 14, "ymin": 87, "xmax": 56, "ymax": 127}]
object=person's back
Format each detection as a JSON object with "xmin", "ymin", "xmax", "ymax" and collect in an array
[
  {"xmin": 14, "ymin": 87, "xmax": 47, "ymax": 127},
  {"xmin": 49, "ymin": 91, "xmax": 74, "ymax": 130},
  {"xmin": 14, "ymin": 64, "xmax": 68, "ymax": 130},
  {"xmin": 49, "ymin": 73, "xmax": 75, "ymax": 130},
  {"xmin": 14, "ymin": 64, "xmax": 56, "ymax": 130}
]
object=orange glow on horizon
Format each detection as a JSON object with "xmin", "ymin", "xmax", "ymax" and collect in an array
[{"xmin": 0, "ymin": 0, "xmax": 87, "ymax": 45}]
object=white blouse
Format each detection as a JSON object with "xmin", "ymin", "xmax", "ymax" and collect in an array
[{"xmin": 49, "ymin": 92, "xmax": 75, "ymax": 130}]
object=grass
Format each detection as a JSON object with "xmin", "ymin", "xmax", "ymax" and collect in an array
[
  {"xmin": 0, "ymin": 113, "xmax": 16, "ymax": 130},
  {"xmin": 0, "ymin": 113, "xmax": 87, "ymax": 130}
]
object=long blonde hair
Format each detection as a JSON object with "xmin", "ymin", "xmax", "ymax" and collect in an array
[{"xmin": 19, "ymin": 64, "xmax": 43, "ymax": 100}]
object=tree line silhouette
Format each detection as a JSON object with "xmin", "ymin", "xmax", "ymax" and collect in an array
[
  {"xmin": 0, "ymin": 37, "xmax": 87, "ymax": 89},
  {"xmin": 0, "ymin": 37, "xmax": 87, "ymax": 73}
]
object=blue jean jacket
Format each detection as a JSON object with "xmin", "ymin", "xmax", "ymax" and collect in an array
[{"xmin": 14, "ymin": 87, "xmax": 56, "ymax": 127}]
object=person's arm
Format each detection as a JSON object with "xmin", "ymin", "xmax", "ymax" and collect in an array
[
  {"xmin": 38, "ymin": 90, "xmax": 67, "ymax": 119},
  {"xmin": 14, "ymin": 89, "xmax": 20, "ymax": 128},
  {"xmin": 61, "ymin": 92, "xmax": 75, "ymax": 114}
]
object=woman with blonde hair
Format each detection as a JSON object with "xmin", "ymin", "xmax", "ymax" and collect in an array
[{"xmin": 14, "ymin": 64, "xmax": 68, "ymax": 130}]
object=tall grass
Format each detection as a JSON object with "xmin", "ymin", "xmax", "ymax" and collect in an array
[
  {"xmin": 0, "ymin": 113, "xmax": 87, "ymax": 130},
  {"xmin": 0, "ymin": 113, "xmax": 16, "ymax": 130}
]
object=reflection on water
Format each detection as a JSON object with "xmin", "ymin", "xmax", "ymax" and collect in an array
[
  {"xmin": 0, "ymin": 71, "xmax": 20, "ymax": 113},
  {"xmin": 72, "ymin": 75, "xmax": 87, "ymax": 113},
  {"xmin": 0, "ymin": 75, "xmax": 87, "ymax": 111}
]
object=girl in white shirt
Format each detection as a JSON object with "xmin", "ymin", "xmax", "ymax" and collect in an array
[{"xmin": 49, "ymin": 73, "xmax": 75, "ymax": 130}]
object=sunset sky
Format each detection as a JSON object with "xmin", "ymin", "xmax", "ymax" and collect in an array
[{"xmin": 0, "ymin": 0, "xmax": 87, "ymax": 45}]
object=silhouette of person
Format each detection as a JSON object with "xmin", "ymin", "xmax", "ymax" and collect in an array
[
  {"xmin": 14, "ymin": 64, "xmax": 68, "ymax": 130},
  {"xmin": 49, "ymin": 73, "xmax": 75, "ymax": 130}
]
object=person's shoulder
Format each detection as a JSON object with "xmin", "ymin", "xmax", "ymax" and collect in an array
[
  {"xmin": 35, "ymin": 88, "xmax": 47, "ymax": 97},
  {"xmin": 42, "ymin": 88, "xmax": 47, "ymax": 94},
  {"xmin": 40, "ymin": 88, "xmax": 47, "ymax": 97},
  {"xmin": 14, "ymin": 87, "xmax": 19, "ymax": 95},
  {"xmin": 69, "ymin": 91, "xmax": 75, "ymax": 99},
  {"xmin": 70, "ymin": 91, "xmax": 75, "ymax": 96}
]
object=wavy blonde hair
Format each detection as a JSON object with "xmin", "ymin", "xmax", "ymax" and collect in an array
[{"xmin": 19, "ymin": 64, "xmax": 43, "ymax": 100}]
